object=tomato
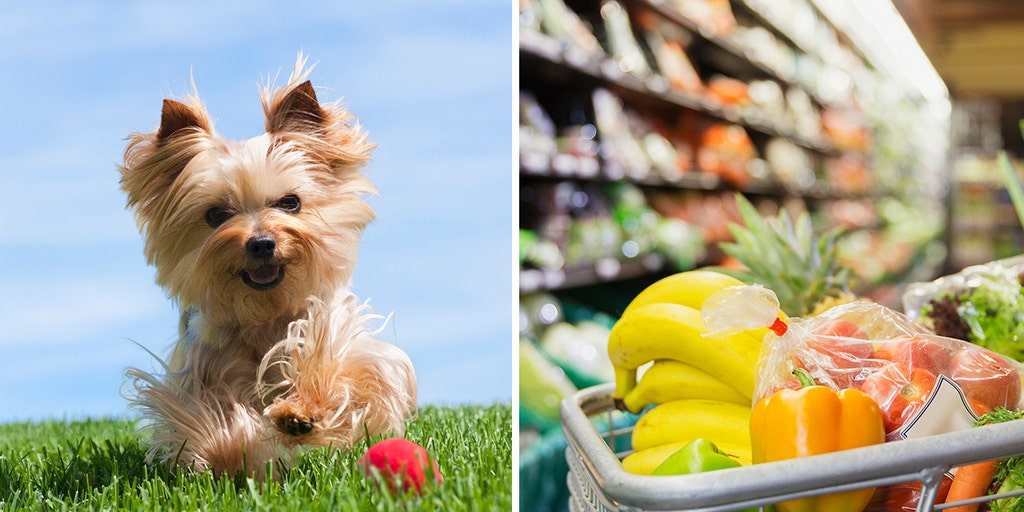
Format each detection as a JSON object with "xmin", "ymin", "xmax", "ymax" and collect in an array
[
  {"xmin": 813, "ymin": 319, "xmax": 869, "ymax": 339},
  {"xmin": 800, "ymin": 319, "xmax": 875, "ymax": 388},
  {"xmin": 871, "ymin": 336, "xmax": 953, "ymax": 375},
  {"xmin": 969, "ymin": 399, "xmax": 992, "ymax": 417},
  {"xmin": 950, "ymin": 346, "xmax": 1022, "ymax": 411},
  {"xmin": 859, "ymin": 365, "xmax": 938, "ymax": 433},
  {"xmin": 883, "ymin": 473, "xmax": 952, "ymax": 511}
]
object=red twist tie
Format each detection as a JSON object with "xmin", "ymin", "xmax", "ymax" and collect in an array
[{"xmin": 769, "ymin": 317, "xmax": 788, "ymax": 336}]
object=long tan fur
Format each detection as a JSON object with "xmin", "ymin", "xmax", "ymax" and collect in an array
[{"xmin": 120, "ymin": 54, "xmax": 416, "ymax": 478}]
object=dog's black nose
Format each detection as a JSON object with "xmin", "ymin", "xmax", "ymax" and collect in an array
[
  {"xmin": 246, "ymin": 235, "xmax": 276, "ymax": 259},
  {"xmin": 279, "ymin": 416, "xmax": 314, "ymax": 436},
  {"xmin": 295, "ymin": 421, "xmax": 313, "ymax": 435}
]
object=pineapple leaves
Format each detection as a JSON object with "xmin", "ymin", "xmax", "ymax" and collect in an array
[{"xmin": 716, "ymin": 194, "xmax": 853, "ymax": 317}]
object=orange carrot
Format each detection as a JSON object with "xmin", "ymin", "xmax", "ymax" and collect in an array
[{"xmin": 944, "ymin": 460, "xmax": 999, "ymax": 512}]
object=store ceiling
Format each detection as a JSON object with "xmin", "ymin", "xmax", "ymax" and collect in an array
[{"xmin": 894, "ymin": 0, "xmax": 1024, "ymax": 99}]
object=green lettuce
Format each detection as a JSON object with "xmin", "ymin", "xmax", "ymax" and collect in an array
[{"xmin": 922, "ymin": 279, "xmax": 1024, "ymax": 362}]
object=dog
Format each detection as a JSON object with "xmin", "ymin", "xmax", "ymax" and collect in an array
[{"xmin": 119, "ymin": 55, "xmax": 417, "ymax": 478}]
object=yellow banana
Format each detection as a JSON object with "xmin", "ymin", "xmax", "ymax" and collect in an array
[
  {"xmin": 618, "ymin": 358, "xmax": 749, "ymax": 413},
  {"xmin": 622, "ymin": 440, "xmax": 752, "ymax": 475},
  {"xmin": 622, "ymin": 360, "xmax": 749, "ymax": 413},
  {"xmin": 631, "ymin": 398, "xmax": 751, "ymax": 452},
  {"xmin": 622, "ymin": 270, "xmax": 746, "ymax": 315},
  {"xmin": 608, "ymin": 302, "xmax": 760, "ymax": 399}
]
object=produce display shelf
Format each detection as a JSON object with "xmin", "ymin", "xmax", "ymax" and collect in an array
[
  {"xmin": 520, "ymin": 255, "xmax": 667, "ymax": 294},
  {"xmin": 520, "ymin": 157, "xmax": 875, "ymax": 202},
  {"xmin": 519, "ymin": 42, "xmax": 840, "ymax": 159},
  {"xmin": 561, "ymin": 383, "xmax": 1024, "ymax": 512}
]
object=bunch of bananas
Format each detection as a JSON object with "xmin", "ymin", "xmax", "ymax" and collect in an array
[{"xmin": 607, "ymin": 270, "xmax": 769, "ymax": 474}]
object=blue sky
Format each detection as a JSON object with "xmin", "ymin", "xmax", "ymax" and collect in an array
[{"xmin": 0, "ymin": 1, "xmax": 514, "ymax": 422}]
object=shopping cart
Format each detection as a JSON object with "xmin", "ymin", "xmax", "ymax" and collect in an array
[{"xmin": 561, "ymin": 383, "xmax": 1024, "ymax": 512}]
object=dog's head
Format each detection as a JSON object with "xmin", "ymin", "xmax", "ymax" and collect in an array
[{"xmin": 120, "ymin": 56, "xmax": 376, "ymax": 326}]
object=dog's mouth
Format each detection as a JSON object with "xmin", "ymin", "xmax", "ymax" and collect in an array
[{"xmin": 241, "ymin": 264, "xmax": 285, "ymax": 290}]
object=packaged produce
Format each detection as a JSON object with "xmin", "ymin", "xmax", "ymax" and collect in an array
[
  {"xmin": 600, "ymin": 0, "xmax": 652, "ymax": 79},
  {"xmin": 534, "ymin": 0, "xmax": 605, "ymax": 61},
  {"xmin": 746, "ymin": 298, "xmax": 1024, "ymax": 440},
  {"xmin": 697, "ymin": 123, "xmax": 757, "ymax": 187},
  {"xmin": 903, "ymin": 256, "xmax": 1024, "ymax": 362},
  {"xmin": 519, "ymin": 338, "xmax": 577, "ymax": 431},
  {"xmin": 707, "ymin": 75, "xmax": 750, "ymax": 107},
  {"xmin": 764, "ymin": 137, "xmax": 814, "ymax": 190},
  {"xmin": 702, "ymin": 285, "xmax": 1024, "ymax": 511},
  {"xmin": 539, "ymin": 320, "xmax": 615, "ymax": 387},
  {"xmin": 519, "ymin": 91, "xmax": 558, "ymax": 172},
  {"xmin": 605, "ymin": 182, "xmax": 660, "ymax": 260},
  {"xmin": 634, "ymin": 9, "xmax": 703, "ymax": 94},
  {"xmin": 592, "ymin": 88, "xmax": 653, "ymax": 179},
  {"xmin": 674, "ymin": 0, "xmax": 736, "ymax": 36},
  {"xmin": 882, "ymin": 476, "xmax": 952, "ymax": 512}
]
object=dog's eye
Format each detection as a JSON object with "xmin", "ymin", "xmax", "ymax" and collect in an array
[
  {"xmin": 274, "ymin": 194, "xmax": 301, "ymax": 213},
  {"xmin": 204, "ymin": 207, "xmax": 233, "ymax": 228}
]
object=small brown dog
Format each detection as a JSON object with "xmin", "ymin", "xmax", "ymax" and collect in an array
[{"xmin": 120, "ymin": 55, "xmax": 417, "ymax": 477}]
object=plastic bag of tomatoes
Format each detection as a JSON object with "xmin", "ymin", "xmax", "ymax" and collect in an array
[{"xmin": 754, "ymin": 299, "xmax": 1024, "ymax": 511}]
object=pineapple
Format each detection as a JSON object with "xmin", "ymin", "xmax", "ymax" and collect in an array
[{"xmin": 716, "ymin": 194, "xmax": 855, "ymax": 317}]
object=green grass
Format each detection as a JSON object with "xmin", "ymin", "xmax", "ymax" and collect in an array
[{"xmin": 0, "ymin": 404, "xmax": 511, "ymax": 511}]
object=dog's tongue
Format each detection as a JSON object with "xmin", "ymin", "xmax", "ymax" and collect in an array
[{"xmin": 248, "ymin": 264, "xmax": 281, "ymax": 284}]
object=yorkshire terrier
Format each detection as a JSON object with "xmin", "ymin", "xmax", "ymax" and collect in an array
[{"xmin": 120, "ymin": 55, "xmax": 417, "ymax": 478}]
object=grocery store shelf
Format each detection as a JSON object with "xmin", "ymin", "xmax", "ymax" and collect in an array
[
  {"xmin": 520, "ymin": 154, "xmax": 727, "ymax": 190},
  {"xmin": 520, "ymin": 254, "xmax": 667, "ymax": 294},
  {"xmin": 520, "ymin": 154, "xmax": 873, "ymax": 202},
  {"xmin": 520, "ymin": 30, "xmax": 841, "ymax": 157},
  {"xmin": 634, "ymin": 0, "xmax": 835, "ymax": 107},
  {"xmin": 731, "ymin": 0, "xmax": 817, "ymax": 60},
  {"xmin": 519, "ymin": 0, "xmax": 948, "ymax": 298}
]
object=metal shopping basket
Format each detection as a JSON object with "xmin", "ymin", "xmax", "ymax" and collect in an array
[{"xmin": 561, "ymin": 383, "xmax": 1024, "ymax": 512}]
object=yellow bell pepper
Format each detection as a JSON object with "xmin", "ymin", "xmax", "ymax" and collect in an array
[{"xmin": 750, "ymin": 369, "xmax": 885, "ymax": 512}]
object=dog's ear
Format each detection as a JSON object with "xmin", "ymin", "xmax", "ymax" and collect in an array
[
  {"xmin": 120, "ymin": 97, "xmax": 212, "ymax": 211},
  {"xmin": 157, "ymin": 99, "xmax": 210, "ymax": 143},
  {"xmin": 266, "ymin": 80, "xmax": 324, "ymax": 133}
]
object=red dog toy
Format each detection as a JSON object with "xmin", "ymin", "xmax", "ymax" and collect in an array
[{"xmin": 358, "ymin": 438, "xmax": 442, "ymax": 494}]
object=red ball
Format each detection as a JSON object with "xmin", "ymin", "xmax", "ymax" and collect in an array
[{"xmin": 358, "ymin": 438, "xmax": 442, "ymax": 494}]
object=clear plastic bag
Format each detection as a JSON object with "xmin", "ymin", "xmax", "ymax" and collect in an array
[
  {"xmin": 902, "ymin": 255, "xmax": 1024, "ymax": 362},
  {"xmin": 754, "ymin": 300, "xmax": 1024, "ymax": 440},
  {"xmin": 701, "ymin": 286, "xmax": 1024, "ymax": 511}
]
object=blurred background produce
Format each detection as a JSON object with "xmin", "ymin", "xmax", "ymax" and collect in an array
[{"xmin": 520, "ymin": 0, "xmax": 1024, "ymax": 509}]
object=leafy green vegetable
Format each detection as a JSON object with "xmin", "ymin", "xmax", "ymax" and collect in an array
[
  {"xmin": 976, "ymin": 408, "xmax": 1024, "ymax": 511},
  {"xmin": 976, "ymin": 407, "xmax": 1024, "ymax": 426},
  {"xmin": 922, "ymin": 278, "xmax": 1024, "ymax": 361}
]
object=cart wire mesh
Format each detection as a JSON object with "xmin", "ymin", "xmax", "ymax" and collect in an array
[{"xmin": 561, "ymin": 383, "xmax": 1024, "ymax": 512}]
